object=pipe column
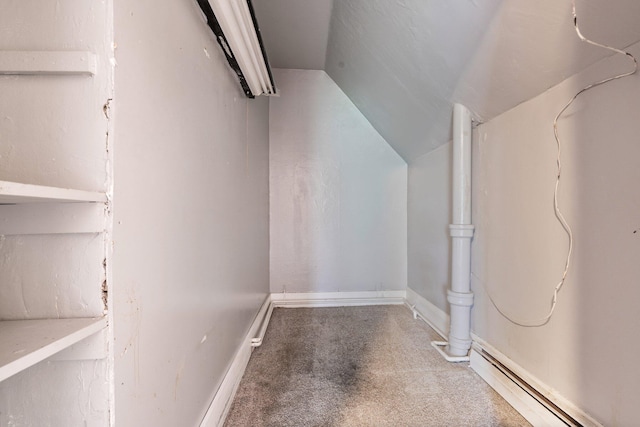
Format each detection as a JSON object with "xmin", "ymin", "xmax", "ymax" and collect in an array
[{"xmin": 446, "ymin": 104, "xmax": 475, "ymax": 358}]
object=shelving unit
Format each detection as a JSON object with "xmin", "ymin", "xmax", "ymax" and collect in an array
[
  {"xmin": 0, "ymin": 181, "xmax": 109, "ymax": 383},
  {"xmin": 0, "ymin": 181, "xmax": 107, "ymax": 235},
  {"xmin": 0, "ymin": 317, "xmax": 107, "ymax": 382},
  {"xmin": 0, "ymin": 9, "xmax": 113, "ymax": 424}
]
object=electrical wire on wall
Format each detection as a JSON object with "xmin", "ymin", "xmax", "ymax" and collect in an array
[{"xmin": 480, "ymin": 0, "xmax": 638, "ymax": 327}]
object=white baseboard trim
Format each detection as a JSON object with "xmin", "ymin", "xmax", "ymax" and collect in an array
[
  {"xmin": 470, "ymin": 336, "xmax": 603, "ymax": 427},
  {"xmin": 199, "ymin": 295, "xmax": 273, "ymax": 427},
  {"xmin": 270, "ymin": 290, "xmax": 406, "ymax": 308},
  {"xmin": 404, "ymin": 288, "xmax": 449, "ymax": 339},
  {"xmin": 199, "ymin": 290, "xmax": 406, "ymax": 426},
  {"xmin": 402, "ymin": 290, "xmax": 598, "ymax": 425},
  {"xmin": 200, "ymin": 290, "xmax": 599, "ymax": 427}
]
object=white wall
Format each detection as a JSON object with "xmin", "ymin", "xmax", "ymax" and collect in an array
[
  {"xmin": 112, "ymin": 1, "xmax": 270, "ymax": 425},
  {"xmin": 270, "ymin": 69, "xmax": 407, "ymax": 294},
  {"xmin": 407, "ymin": 143, "xmax": 451, "ymax": 313},
  {"xmin": 471, "ymin": 42, "xmax": 640, "ymax": 425}
]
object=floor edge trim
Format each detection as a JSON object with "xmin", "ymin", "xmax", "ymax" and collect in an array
[
  {"xmin": 270, "ymin": 291, "xmax": 406, "ymax": 308},
  {"xmin": 202, "ymin": 291, "xmax": 599, "ymax": 427},
  {"xmin": 199, "ymin": 295, "xmax": 273, "ymax": 427}
]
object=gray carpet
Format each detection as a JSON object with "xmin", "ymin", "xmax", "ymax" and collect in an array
[{"xmin": 224, "ymin": 305, "xmax": 531, "ymax": 427}]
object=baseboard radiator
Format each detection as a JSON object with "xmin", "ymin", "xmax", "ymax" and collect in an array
[{"xmin": 474, "ymin": 347, "xmax": 584, "ymax": 427}]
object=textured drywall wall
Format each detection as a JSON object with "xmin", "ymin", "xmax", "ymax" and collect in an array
[
  {"xmin": 0, "ymin": 0, "xmax": 111, "ymax": 191},
  {"xmin": 325, "ymin": 0, "xmax": 640, "ymax": 161},
  {"xmin": 0, "ymin": 359, "xmax": 109, "ymax": 426},
  {"xmin": 407, "ymin": 143, "xmax": 451, "ymax": 313},
  {"xmin": 0, "ymin": 234, "xmax": 105, "ymax": 319},
  {"xmin": 269, "ymin": 69, "xmax": 407, "ymax": 294},
  {"xmin": 471, "ymin": 41, "xmax": 640, "ymax": 425},
  {"xmin": 252, "ymin": 0, "xmax": 333, "ymax": 69},
  {"xmin": 112, "ymin": 1, "xmax": 270, "ymax": 425}
]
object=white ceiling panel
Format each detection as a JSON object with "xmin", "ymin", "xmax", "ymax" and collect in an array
[{"xmin": 252, "ymin": 0, "xmax": 334, "ymax": 70}]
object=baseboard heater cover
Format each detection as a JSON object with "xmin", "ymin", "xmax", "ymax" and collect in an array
[{"xmin": 470, "ymin": 342, "xmax": 603, "ymax": 427}]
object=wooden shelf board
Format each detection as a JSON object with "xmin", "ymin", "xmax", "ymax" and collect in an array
[
  {"xmin": 0, "ymin": 181, "xmax": 106, "ymax": 204},
  {"xmin": 0, "ymin": 51, "xmax": 97, "ymax": 76},
  {"xmin": 0, "ymin": 317, "xmax": 107, "ymax": 382}
]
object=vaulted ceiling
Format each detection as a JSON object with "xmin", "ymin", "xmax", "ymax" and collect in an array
[{"xmin": 253, "ymin": 0, "xmax": 640, "ymax": 161}]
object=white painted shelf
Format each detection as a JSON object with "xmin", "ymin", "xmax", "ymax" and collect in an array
[
  {"xmin": 0, "ymin": 181, "xmax": 106, "ymax": 204},
  {"xmin": 0, "ymin": 317, "xmax": 107, "ymax": 382},
  {"xmin": 0, "ymin": 51, "xmax": 97, "ymax": 76}
]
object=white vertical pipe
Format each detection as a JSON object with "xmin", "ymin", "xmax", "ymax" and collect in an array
[
  {"xmin": 452, "ymin": 104, "xmax": 472, "ymax": 226},
  {"xmin": 444, "ymin": 104, "xmax": 474, "ymax": 359}
]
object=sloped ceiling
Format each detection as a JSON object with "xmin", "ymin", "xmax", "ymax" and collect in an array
[
  {"xmin": 253, "ymin": 0, "xmax": 640, "ymax": 161},
  {"xmin": 252, "ymin": 0, "xmax": 333, "ymax": 70}
]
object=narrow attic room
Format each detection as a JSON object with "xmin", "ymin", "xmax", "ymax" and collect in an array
[{"xmin": 0, "ymin": 0, "xmax": 638, "ymax": 426}]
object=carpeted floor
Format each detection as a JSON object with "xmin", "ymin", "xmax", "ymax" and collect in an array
[{"xmin": 224, "ymin": 305, "xmax": 531, "ymax": 427}]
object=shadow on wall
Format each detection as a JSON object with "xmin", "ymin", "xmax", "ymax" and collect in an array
[
  {"xmin": 570, "ymin": 49, "xmax": 640, "ymax": 424},
  {"xmin": 407, "ymin": 142, "xmax": 453, "ymax": 314}
]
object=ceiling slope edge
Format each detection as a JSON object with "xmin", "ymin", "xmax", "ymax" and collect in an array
[{"xmin": 323, "ymin": 0, "xmax": 640, "ymax": 162}]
